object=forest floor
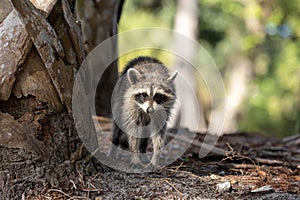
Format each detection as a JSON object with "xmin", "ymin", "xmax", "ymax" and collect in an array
[
  {"xmin": 1, "ymin": 118, "xmax": 299, "ymax": 199},
  {"xmin": 41, "ymin": 157, "xmax": 300, "ymax": 200}
]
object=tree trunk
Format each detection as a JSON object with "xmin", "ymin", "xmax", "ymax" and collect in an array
[
  {"xmin": 209, "ymin": 1, "xmax": 262, "ymax": 134},
  {"xmin": 0, "ymin": 0, "xmax": 120, "ymax": 198},
  {"xmin": 170, "ymin": 0, "xmax": 207, "ymax": 132},
  {"xmin": 222, "ymin": 57, "xmax": 252, "ymax": 133}
]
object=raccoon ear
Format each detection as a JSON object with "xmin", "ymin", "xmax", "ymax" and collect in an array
[
  {"xmin": 166, "ymin": 71, "xmax": 178, "ymax": 83},
  {"xmin": 127, "ymin": 68, "xmax": 142, "ymax": 85}
]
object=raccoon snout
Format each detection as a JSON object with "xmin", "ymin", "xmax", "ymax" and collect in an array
[{"xmin": 146, "ymin": 107, "xmax": 154, "ymax": 114}]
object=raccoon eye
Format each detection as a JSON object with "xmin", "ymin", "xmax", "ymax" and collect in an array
[
  {"xmin": 154, "ymin": 93, "xmax": 168, "ymax": 104},
  {"xmin": 140, "ymin": 93, "xmax": 148, "ymax": 98},
  {"xmin": 135, "ymin": 92, "xmax": 148, "ymax": 103}
]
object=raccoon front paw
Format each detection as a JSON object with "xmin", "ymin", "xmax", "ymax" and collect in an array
[
  {"xmin": 108, "ymin": 145, "xmax": 118, "ymax": 160},
  {"xmin": 140, "ymin": 153, "xmax": 150, "ymax": 164}
]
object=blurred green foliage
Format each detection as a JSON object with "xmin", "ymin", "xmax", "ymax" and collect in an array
[
  {"xmin": 118, "ymin": 0, "xmax": 176, "ymax": 69},
  {"xmin": 119, "ymin": 0, "xmax": 299, "ymax": 138}
]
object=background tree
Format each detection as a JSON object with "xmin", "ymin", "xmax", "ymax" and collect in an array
[
  {"xmin": 76, "ymin": 0, "xmax": 124, "ymax": 117},
  {"xmin": 170, "ymin": 0, "xmax": 207, "ymax": 132}
]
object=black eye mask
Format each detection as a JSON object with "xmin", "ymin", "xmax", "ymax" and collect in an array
[
  {"xmin": 154, "ymin": 93, "xmax": 168, "ymax": 104},
  {"xmin": 135, "ymin": 92, "xmax": 148, "ymax": 103}
]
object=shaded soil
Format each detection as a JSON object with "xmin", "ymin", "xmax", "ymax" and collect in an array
[
  {"xmin": 0, "ymin": 116, "xmax": 299, "ymax": 199},
  {"xmin": 39, "ymin": 161, "xmax": 300, "ymax": 200}
]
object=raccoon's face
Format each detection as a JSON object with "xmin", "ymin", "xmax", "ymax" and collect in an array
[
  {"xmin": 134, "ymin": 87, "xmax": 174, "ymax": 114},
  {"xmin": 127, "ymin": 68, "xmax": 177, "ymax": 114}
]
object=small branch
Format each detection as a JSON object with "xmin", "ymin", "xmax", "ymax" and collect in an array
[
  {"xmin": 163, "ymin": 179, "xmax": 183, "ymax": 196},
  {"xmin": 222, "ymin": 143, "xmax": 258, "ymax": 168},
  {"xmin": 47, "ymin": 189, "xmax": 71, "ymax": 198},
  {"xmin": 47, "ymin": 189, "xmax": 89, "ymax": 199},
  {"xmin": 254, "ymin": 158, "xmax": 283, "ymax": 165}
]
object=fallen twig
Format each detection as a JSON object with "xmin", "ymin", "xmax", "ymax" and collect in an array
[
  {"xmin": 222, "ymin": 143, "xmax": 259, "ymax": 169},
  {"xmin": 163, "ymin": 179, "xmax": 183, "ymax": 196},
  {"xmin": 47, "ymin": 188, "xmax": 89, "ymax": 200}
]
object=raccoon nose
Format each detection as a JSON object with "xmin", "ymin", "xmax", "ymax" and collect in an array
[{"xmin": 147, "ymin": 107, "xmax": 154, "ymax": 114}]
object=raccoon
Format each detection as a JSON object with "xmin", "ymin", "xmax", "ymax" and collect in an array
[{"xmin": 109, "ymin": 56, "xmax": 177, "ymax": 169}]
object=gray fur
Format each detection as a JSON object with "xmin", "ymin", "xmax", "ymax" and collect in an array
[
  {"xmin": 167, "ymin": 71, "xmax": 178, "ymax": 83},
  {"xmin": 109, "ymin": 56, "xmax": 177, "ymax": 168},
  {"xmin": 127, "ymin": 68, "xmax": 142, "ymax": 85}
]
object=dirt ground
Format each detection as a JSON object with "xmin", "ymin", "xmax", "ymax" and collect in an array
[
  {"xmin": 1, "ymin": 123, "xmax": 299, "ymax": 200},
  {"xmin": 40, "ymin": 160, "xmax": 300, "ymax": 200}
]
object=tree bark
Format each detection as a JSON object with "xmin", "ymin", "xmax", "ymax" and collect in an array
[{"xmin": 0, "ymin": 0, "xmax": 120, "ymax": 198}]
